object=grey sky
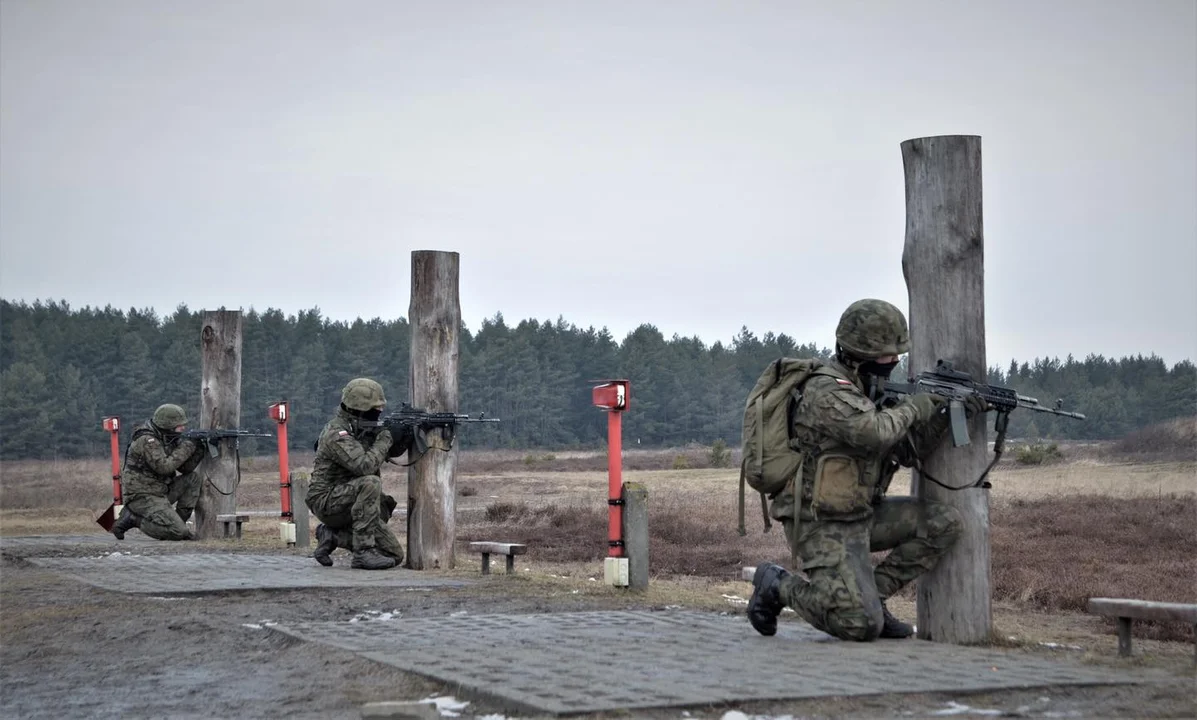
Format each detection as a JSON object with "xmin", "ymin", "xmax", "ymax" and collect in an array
[{"xmin": 2, "ymin": 0, "xmax": 1194, "ymax": 367}]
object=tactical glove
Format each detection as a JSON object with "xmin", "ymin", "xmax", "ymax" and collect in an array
[
  {"xmin": 373, "ymin": 428, "xmax": 394, "ymax": 454},
  {"xmin": 964, "ymin": 395, "xmax": 991, "ymax": 418},
  {"xmin": 906, "ymin": 393, "xmax": 947, "ymax": 422}
]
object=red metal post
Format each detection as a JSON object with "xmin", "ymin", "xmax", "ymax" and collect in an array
[
  {"xmin": 607, "ymin": 407, "xmax": 623, "ymax": 558},
  {"xmin": 592, "ymin": 380, "xmax": 630, "ymax": 559},
  {"xmin": 269, "ymin": 402, "xmax": 291, "ymax": 520},
  {"xmin": 102, "ymin": 416, "xmax": 122, "ymax": 505}
]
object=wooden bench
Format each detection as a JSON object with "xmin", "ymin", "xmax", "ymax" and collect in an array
[
  {"xmin": 1087, "ymin": 597, "xmax": 1197, "ymax": 659},
  {"xmin": 216, "ymin": 513, "xmax": 250, "ymax": 540},
  {"xmin": 469, "ymin": 542, "xmax": 526, "ymax": 575}
]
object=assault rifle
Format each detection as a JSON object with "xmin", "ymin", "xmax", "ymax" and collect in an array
[
  {"xmin": 882, "ymin": 359, "xmax": 1086, "ymax": 490},
  {"xmin": 361, "ymin": 403, "xmax": 501, "ymax": 463},
  {"xmin": 181, "ymin": 428, "xmax": 274, "ymax": 458}
]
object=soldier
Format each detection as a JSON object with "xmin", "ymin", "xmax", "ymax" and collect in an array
[
  {"xmin": 306, "ymin": 378, "xmax": 409, "ymax": 570},
  {"xmin": 110, "ymin": 404, "xmax": 206, "ymax": 541},
  {"xmin": 747, "ymin": 299, "xmax": 988, "ymax": 641}
]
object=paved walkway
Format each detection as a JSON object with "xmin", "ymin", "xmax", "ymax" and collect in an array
[
  {"xmin": 3, "ymin": 535, "xmax": 1142, "ymax": 716},
  {"xmin": 275, "ymin": 610, "xmax": 1134, "ymax": 715},
  {"xmin": 23, "ymin": 553, "xmax": 469, "ymax": 593}
]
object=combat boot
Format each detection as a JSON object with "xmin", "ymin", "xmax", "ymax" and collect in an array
[
  {"xmin": 312, "ymin": 524, "xmax": 338, "ymax": 567},
  {"xmin": 747, "ymin": 562, "xmax": 791, "ymax": 636},
  {"xmin": 351, "ymin": 547, "xmax": 398, "ymax": 570},
  {"xmin": 111, "ymin": 506, "xmax": 139, "ymax": 540},
  {"xmin": 880, "ymin": 603, "xmax": 914, "ymax": 639}
]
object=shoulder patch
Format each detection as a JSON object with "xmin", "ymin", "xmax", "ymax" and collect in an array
[
  {"xmin": 146, "ymin": 437, "xmax": 157, "ymax": 443},
  {"xmin": 835, "ymin": 378, "xmax": 854, "ymax": 386},
  {"xmin": 337, "ymin": 430, "xmax": 349, "ymax": 437}
]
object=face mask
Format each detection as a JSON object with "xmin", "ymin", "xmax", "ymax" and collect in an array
[
  {"xmin": 858, "ymin": 359, "xmax": 900, "ymax": 379},
  {"xmin": 362, "ymin": 408, "xmax": 383, "ymax": 422},
  {"xmin": 857, "ymin": 360, "xmax": 900, "ymax": 402}
]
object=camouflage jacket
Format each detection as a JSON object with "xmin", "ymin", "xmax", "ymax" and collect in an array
[
  {"xmin": 308, "ymin": 408, "xmax": 393, "ymax": 501},
  {"xmin": 770, "ymin": 360, "xmax": 951, "ymax": 523},
  {"xmin": 122, "ymin": 422, "xmax": 205, "ymax": 499}
]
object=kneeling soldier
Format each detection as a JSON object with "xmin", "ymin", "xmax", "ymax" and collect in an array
[
  {"xmin": 306, "ymin": 378, "xmax": 409, "ymax": 570},
  {"xmin": 111, "ymin": 404, "xmax": 205, "ymax": 541}
]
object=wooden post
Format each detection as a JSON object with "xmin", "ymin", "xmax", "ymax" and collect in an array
[
  {"xmin": 406, "ymin": 251, "xmax": 461, "ymax": 569},
  {"xmin": 901, "ymin": 135, "xmax": 992, "ymax": 644},
  {"xmin": 195, "ymin": 310, "xmax": 243, "ymax": 540},
  {"xmin": 622, "ymin": 482, "xmax": 649, "ymax": 591}
]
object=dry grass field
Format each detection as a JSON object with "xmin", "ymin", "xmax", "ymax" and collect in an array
[{"xmin": 2, "ymin": 422, "xmax": 1195, "ymax": 653}]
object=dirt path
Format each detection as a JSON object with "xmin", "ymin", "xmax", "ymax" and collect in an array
[{"xmin": 2, "ymin": 540, "xmax": 1194, "ymax": 720}]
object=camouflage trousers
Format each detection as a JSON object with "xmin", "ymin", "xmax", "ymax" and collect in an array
[
  {"xmin": 306, "ymin": 475, "xmax": 404, "ymax": 563},
  {"xmin": 123, "ymin": 472, "xmax": 202, "ymax": 541},
  {"xmin": 779, "ymin": 496, "xmax": 962, "ymax": 642}
]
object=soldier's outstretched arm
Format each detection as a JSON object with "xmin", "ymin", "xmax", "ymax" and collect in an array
[
  {"xmin": 806, "ymin": 376, "xmax": 926, "ymax": 452},
  {"xmin": 900, "ymin": 404, "xmax": 953, "ymax": 463},
  {"xmin": 325, "ymin": 429, "xmax": 392, "ymax": 477},
  {"xmin": 176, "ymin": 442, "xmax": 207, "ymax": 475},
  {"xmin": 135, "ymin": 436, "xmax": 200, "ymax": 476}
]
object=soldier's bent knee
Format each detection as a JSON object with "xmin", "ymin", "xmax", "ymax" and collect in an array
[
  {"xmin": 827, "ymin": 607, "xmax": 883, "ymax": 642},
  {"xmin": 925, "ymin": 503, "xmax": 964, "ymax": 543}
]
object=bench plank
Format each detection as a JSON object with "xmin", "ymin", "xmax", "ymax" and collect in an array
[
  {"xmin": 216, "ymin": 514, "xmax": 250, "ymax": 522},
  {"xmin": 1087, "ymin": 598, "xmax": 1197, "ymax": 624},
  {"xmin": 468, "ymin": 542, "xmax": 527, "ymax": 556}
]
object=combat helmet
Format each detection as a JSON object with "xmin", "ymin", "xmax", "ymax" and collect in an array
[
  {"xmin": 151, "ymin": 403, "xmax": 188, "ymax": 430},
  {"xmin": 341, "ymin": 378, "xmax": 387, "ymax": 412},
  {"xmin": 835, "ymin": 299, "xmax": 911, "ymax": 359}
]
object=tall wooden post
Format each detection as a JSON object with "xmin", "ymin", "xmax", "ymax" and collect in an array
[
  {"xmin": 195, "ymin": 310, "xmax": 244, "ymax": 540},
  {"xmin": 407, "ymin": 251, "xmax": 461, "ymax": 569},
  {"xmin": 901, "ymin": 135, "xmax": 992, "ymax": 644}
]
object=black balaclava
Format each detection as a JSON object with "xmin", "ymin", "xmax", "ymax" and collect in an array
[
  {"xmin": 341, "ymin": 404, "xmax": 383, "ymax": 423},
  {"xmin": 837, "ymin": 343, "xmax": 899, "ymax": 402}
]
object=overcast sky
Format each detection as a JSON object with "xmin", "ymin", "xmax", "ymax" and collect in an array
[{"xmin": 2, "ymin": 0, "xmax": 1194, "ymax": 367}]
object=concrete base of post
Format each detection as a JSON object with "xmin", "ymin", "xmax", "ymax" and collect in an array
[
  {"xmin": 293, "ymin": 474, "xmax": 310, "ymax": 548},
  {"xmin": 622, "ymin": 482, "xmax": 649, "ymax": 591}
]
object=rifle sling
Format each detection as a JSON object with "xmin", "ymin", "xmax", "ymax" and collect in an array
[{"xmin": 913, "ymin": 410, "xmax": 1008, "ymax": 492}]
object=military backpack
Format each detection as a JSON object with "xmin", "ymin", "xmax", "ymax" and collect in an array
[{"xmin": 737, "ymin": 357, "xmax": 831, "ymax": 535}]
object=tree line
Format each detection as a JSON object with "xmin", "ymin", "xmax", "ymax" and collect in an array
[{"xmin": 1, "ymin": 299, "xmax": 1193, "ymax": 459}]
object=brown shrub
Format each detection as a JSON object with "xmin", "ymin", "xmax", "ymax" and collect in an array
[
  {"xmin": 992, "ymin": 493, "xmax": 1196, "ymax": 642},
  {"xmin": 1105, "ymin": 417, "xmax": 1197, "ymax": 462},
  {"xmin": 461, "ymin": 490, "xmax": 1196, "ymax": 643},
  {"xmin": 459, "ymin": 489, "xmax": 788, "ymax": 578},
  {"xmin": 456, "ymin": 445, "xmax": 742, "ymax": 474}
]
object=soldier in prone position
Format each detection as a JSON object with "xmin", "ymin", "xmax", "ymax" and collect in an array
[
  {"xmin": 306, "ymin": 378, "xmax": 412, "ymax": 570},
  {"xmin": 111, "ymin": 404, "xmax": 206, "ymax": 541},
  {"xmin": 748, "ymin": 299, "xmax": 990, "ymax": 641}
]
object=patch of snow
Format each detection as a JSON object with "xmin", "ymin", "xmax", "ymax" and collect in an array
[
  {"xmin": 722, "ymin": 594, "xmax": 748, "ymax": 605},
  {"xmin": 931, "ymin": 701, "xmax": 1002, "ymax": 716},
  {"xmin": 241, "ymin": 623, "xmax": 263, "ymax": 630},
  {"xmin": 422, "ymin": 695, "xmax": 470, "ymax": 717},
  {"xmin": 1038, "ymin": 642, "xmax": 1083, "ymax": 650}
]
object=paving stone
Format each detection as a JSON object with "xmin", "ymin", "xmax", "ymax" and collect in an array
[
  {"xmin": 271, "ymin": 610, "xmax": 1134, "ymax": 715},
  {"xmin": 0, "ymin": 534, "xmax": 157, "ymax": 548},
  {"xmin": 23, "ymin": 554, "xmax": 470, "ymax": 593}
]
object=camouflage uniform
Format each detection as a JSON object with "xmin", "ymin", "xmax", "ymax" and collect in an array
[
  {"xmin": 749, "ymin": 298, "xmax": 974, "ymax": 642},
  {"xmin": 767, "ymin": 359, "xmax": 962, "ymax": 641},
  {"xmin": 306, "ymin": 407, "xmax": 405, "ymax": 562},
  {"xmin": 121, "ymin": 421, "xmax": 206, "ymax": 541}
]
